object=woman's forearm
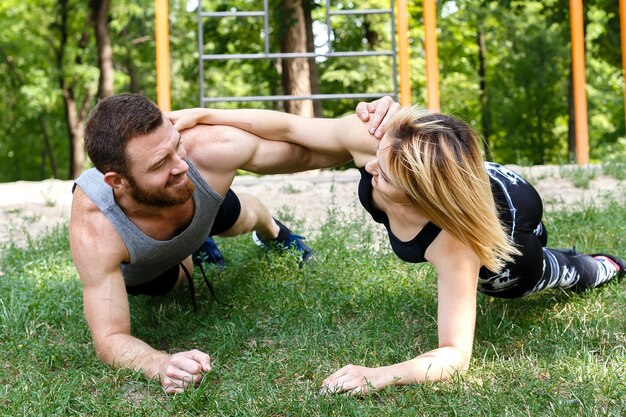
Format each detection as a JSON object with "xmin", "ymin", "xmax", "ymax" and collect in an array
[
  {"xmin": 171, "ymin": 108, "xmax": 300, "ymax": 143},
  {"xmin": 386, "ymin": 347, "xmax": 469, "ymax": 386},
  {"xmin": 169, "ymin": 107, "xmax": 354, "ymax": 156},
  {"xmin": 321, "ymin": 346, "xmax": 469, "ymax": 395}
]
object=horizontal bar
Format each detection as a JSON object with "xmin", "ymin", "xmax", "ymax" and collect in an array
[
  {"xmin": 201, "ymin": 93, "xmax": 397, "ymax": 103},
  {"xmin": 199, "ymin": 11, "xmax": 265, "ymax": 18},
  {"xmin": 199, "ymin": 9, "xmax": 392, "ymax": 18},
  {"xmin": 201, "ymin": 51, "xmax": 394, "ymax": 60},
  {"xmin": 329, "ymin": 9, "xmax": 392, "ymax": 16}
]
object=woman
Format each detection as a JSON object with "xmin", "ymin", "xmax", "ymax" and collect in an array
[{"xmin": 168, "ymin": 101, "xmax": 625, "ymax": 395}]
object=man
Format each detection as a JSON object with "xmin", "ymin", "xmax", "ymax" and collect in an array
[{"xmin": 69, "ymin": 94, "xmax": 348, "ymax": 393}]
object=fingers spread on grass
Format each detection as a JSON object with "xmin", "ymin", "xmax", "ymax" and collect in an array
[{"xmin": 320, "ymin": 364, "xmax": 373, "ymax": 395}]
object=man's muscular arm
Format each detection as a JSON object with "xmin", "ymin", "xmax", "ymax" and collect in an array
[
  {"xmin": 181, "ymin": 124, "xmax": 353, "ymax": 195},
  {"xmin": 69, "ymin": 187, "xmax": 211, "ymax": 393}
]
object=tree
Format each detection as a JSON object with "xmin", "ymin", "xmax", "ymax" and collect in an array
[
  {"xmin": 277, "ymin": 0, "xmax": 315, "ymax": 116},
  {"xmin": 56, "ymin": 0, "xmax": 95, "ymax": 178},
  {"xmin": 91, "ymin": 0, "xmax": 114, "ymax": 99}
]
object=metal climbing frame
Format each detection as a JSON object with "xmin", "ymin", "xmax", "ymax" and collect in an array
[{"xmin": 197, "ymin": 0, "xmax": 399, "ymax": 106}]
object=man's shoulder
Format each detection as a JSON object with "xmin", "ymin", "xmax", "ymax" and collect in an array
[
  {"xmin": 71, "ymin": 184, "xmax": 104, "ymax": 219},
  {"xmin": 70, "ymin": 185, "xmax": 125, "ymax": 254}
]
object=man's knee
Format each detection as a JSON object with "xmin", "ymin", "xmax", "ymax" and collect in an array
[{"xmin": 219, "ymin": 194, "xmax": 260, "ymax": 237}]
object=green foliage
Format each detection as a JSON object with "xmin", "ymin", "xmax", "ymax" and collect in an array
[
  {"xmin": 434, "ymin": 0, "xmax": 625, "ymax": 165},
  {"xmin": 1, "ymin": 199, "xmax": 625, "ymax": 415},
  {"xmin": 0, "ymin": 0, "xmax": 625, "ymax": 181},
  {"xmin": 0, "ymin": 0, "xmax": 68, "ymax": 180}
]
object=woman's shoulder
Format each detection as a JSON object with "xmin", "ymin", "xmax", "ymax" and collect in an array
[{"xmin": 425, "ymin": 229, "xmax": 481, "ymax": 271}]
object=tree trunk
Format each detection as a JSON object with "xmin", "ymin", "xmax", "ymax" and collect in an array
[
  {"xmin": 303, "ymin": 0, "xmax": 322, "ymax": 117},
  {"xmin": 91, "ymin": 0, "xmax": 114, "ymax": 98},
  {"xmin": 124, "ymin": 49, "xmax": 141, "ymax": 94},
  {"xmin": 57, "ymin": 0, "xmax": 94, "ymax": 178},
  {"xmin": 477, "ymin": 24, "xmax": 492, "ymax": 160},
  {"xmin": 62, "ymin": 88, "xmax": 89, "ymax": 178},
  {"xmin": 279, "ymin": 0, "xmax": 314, "ymax": 117},
  {"xmin": 39, "ymin": 115, "xmax": 58, "ymax": 178},
  {"xmin": 567, "ymin": 66, "xmax": 576, "ymax": 163}
]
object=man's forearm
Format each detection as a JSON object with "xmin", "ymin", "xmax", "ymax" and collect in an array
[{"xmin": 94, "ymin": 333, "xmax": 168, "ymax": 381}]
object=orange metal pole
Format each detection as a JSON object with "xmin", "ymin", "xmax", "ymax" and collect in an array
[
  {"xmin": 155, "ymin": 0, "xmax": 171, "ymax": 111},
  {"xmin": 397, "ymin": 0, "xmax": 412, "ymax": 106},
  {"xmin": 619, "ymin": 0, "xmax": 626, "ymax": 127},
  {"xmin": 569, "ymin": 0, "xmax": 589, "ymax": 164},
  {"xmin": 423, "ymin": 0, "xmax": 440, "ymax": 111}
]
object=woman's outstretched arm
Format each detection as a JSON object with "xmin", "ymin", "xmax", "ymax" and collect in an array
[
  {"xmin": 166, "ymin": 108, "xmax": 379, "ymax": 167},
  {"xmin": 321, "ymin": 232, "xmax": 480, "ymax": 395}
]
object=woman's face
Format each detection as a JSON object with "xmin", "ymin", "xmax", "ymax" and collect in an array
[{"xmin": 364, "ymin": 135, "xmax": 411, "ymax": 205}]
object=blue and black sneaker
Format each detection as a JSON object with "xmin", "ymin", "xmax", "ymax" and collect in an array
[
  {"xmin": 252, "ymin": 219, "xmax": 315, "ymax": 266},
  {"xmin": 193, "ymin": 236, "xmax": 226, "ymax": 268}
]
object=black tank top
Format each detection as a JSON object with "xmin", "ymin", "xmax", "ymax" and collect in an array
[{"xmin": 358, "ymin": 168, "xmax": 441, "ymax": 263}]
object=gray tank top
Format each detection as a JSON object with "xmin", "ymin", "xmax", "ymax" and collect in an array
[{"xmin": 74, "ymin": 160, "xmax": 224, "ymax": 286}]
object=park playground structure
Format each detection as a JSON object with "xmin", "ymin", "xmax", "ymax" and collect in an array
[{"xmin": 153, "ymin": 0, "xmax": 626, "ymax": 165}]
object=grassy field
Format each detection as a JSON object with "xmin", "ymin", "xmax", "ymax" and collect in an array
[{"xmin": 1, "ymin": 201, "xmax": 624, "ymax": 416}]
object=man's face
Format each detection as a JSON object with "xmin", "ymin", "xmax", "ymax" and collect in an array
[{"xmin": 123, "ymin": 117, "xmax": 195, "ymax": 207}]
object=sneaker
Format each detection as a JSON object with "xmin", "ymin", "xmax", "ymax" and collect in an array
[
  {"xmin": 252, "ymin": 219, "xmax": 315, "ymax": 265},
  {"xmin": 193, "ymin": 237, "xmax": 225, "ymax": 268},
  {"xmin": 591, "ymin": 253, "xmax": 626, "ymax": 279}
]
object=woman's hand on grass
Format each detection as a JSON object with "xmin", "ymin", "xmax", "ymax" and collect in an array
[
  {"xmin": 159, "ymin": 349, "xmax": 212, "ymax": 394},
  {"xmin": 320, "ymin": 364, "xmax": 392, "ymax": 395}
]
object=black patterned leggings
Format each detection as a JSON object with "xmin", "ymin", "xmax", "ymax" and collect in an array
[{"xmin": 477, "ymin": 163, "xmax": 619, "ymax": 299}]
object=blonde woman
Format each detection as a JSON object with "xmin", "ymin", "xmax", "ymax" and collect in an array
[{"xmin": 168, "ymin": 100, "xmax": 625, "ymax": 395}]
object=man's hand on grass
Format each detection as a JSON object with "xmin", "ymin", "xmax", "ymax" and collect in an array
[{"xmin": 159, "ymin": 349, "xmax": 212, "ymax": 394}]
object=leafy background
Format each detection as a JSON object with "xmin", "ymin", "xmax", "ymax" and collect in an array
[{"xmin": 0, "ymin": 0, "xmax": 625, "ymax": 181}]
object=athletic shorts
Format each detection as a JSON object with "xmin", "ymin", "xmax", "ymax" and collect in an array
[{"xmin": 125, "ymin": 188, "xmax": 241, "ymax": 296}]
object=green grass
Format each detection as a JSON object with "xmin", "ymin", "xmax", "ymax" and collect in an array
[
  {"xmin": 1, "ymin": 200, "xmax": 625, "ymax": 416},
  {"xmin": 603, "ymin": 161, "xmax": 626, "ymax": 181},
  {"xmin": 559, "ymin": 165, "xmax": 598, "ymax": 189}
]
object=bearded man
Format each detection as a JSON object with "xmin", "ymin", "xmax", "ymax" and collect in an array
[{"xmin": 69, "ymin": 94, "xmax": 347, "ymax": 393}]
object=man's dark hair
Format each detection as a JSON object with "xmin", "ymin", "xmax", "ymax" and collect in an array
[{"xmin": 85, "ymin": 94, "xmax": 163, "ymax": 176}]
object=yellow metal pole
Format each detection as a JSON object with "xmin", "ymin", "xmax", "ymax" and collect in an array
[
  {"xmin": 155, "ymin": 0, "xmax": 171, "ymax": 111},
  {"xmin": 619, "ymin": 0, "xmax": 626, "ymax": 127},
  {"xmin": 423, "ymin": 0, "xmax": 440, "ymax": 111},
  {"xmin": 569, "ymin": 0, "xmax": 589, "ymax": 164},
  {"xmin": 397, "ymin": 0, "xmax": 412, "ymax": 106}
]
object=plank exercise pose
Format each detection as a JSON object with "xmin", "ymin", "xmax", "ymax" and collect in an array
[
  {"xmin": 168, "ymin": 98, "xmax": 625, "ymax": 395},
  {"xmin": 69, "ymin": 94, "xmax": 347, "ymax": 393}
]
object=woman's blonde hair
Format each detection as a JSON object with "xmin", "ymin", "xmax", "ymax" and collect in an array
[{"xmin": 384, "ymin": 106, "xmax": 520, "ymax": 273}]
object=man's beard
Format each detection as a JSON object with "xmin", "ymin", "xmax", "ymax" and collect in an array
[{"xmin": 126, "ymin": 174, "xmax": 195, "ymax": 207}]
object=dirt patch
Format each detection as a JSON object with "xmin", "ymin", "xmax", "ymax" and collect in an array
[{"xmin": 1, "ymin": 165, "xmax": 624, "ymax": 248}]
